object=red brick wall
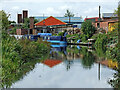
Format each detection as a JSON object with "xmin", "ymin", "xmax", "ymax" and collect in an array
[
  {"xmin": 100, "ymin": 22, "xmax": 108, "ymax": 30},
  {"xmin": 16, "ymin": 29, "xmax": 21, "ymax": 35},
  {"xmin": 16, "ymin": 29, "xmax": 28, "ymax": 35},
  {"xmin": 23, "ymin": 10, "xmax": 28, "ymax": 23},
  {"xmin": 17, "ymin": 14, "xmax": 22, "ymax": 23},
  {"xmin": 30, "ymin": 17, "xmax": 34, "ymax": 29}
]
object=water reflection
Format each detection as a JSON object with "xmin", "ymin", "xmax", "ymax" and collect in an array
[{"xmin": 2, "ymin": 44, "xmax": 119, "ymax": 88}]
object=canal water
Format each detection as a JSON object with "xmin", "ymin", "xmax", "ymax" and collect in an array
[{"xmin": 10, "ymin": 45, "xmax": 116, "ymax": 88}]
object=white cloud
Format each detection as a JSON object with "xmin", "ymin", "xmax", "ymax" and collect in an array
[
  {"xmin": 59, "ymin": 5, "xmax": 72, "ymax": 10},
  {"xmin": 11, "ymin": 6, "xmax": 20, "ymax": 10},
  {"xmin": 42, "ymin": 7, "xmax": 60, "ymax": 16},
  {"xmin": 1, "ymin": 0, "xmax": 118, "ymax": 22},
  {"xmin": 2, "ymin": 0, "xmax": 119, "ymax": 3},
  {"xmin": 84, "ymin": 6, "xmax": 99, "ymax": 14}
]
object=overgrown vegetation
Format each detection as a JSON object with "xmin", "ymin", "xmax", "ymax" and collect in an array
[
  {"xmin": 2, "ymin": 30, "xmax": 50, "ymax": 88},
  {"xmin": 1, "ymin": 10, "xmax": 50, "ymax": 88},
  {"xmin": 81, "ymin": 20, "xmax": 96, "ymax": 42}
]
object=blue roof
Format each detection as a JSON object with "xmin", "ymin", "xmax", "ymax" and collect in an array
[
  {"xmin": 102, "ymin": 13, "xmax": 118, "ymax": 18},
  {"xmin": 34, "ymin": 16, "xmax": 84, "ymax": 23},
  {"xmin": 37, "ymin": 33, "xmax": 52, "ymax": 36}
]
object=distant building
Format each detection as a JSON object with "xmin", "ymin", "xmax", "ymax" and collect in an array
[
  {"xmin": 23, "ymin": 10, "xmax": 28, "ymax": 23},
  {"xmin": 84, "ymin": 13, "xmax": 118, "ymax": 32},
  {"xmin": 102, "ymin": 13, "xmax": 118, "ymax": 20},
  {"xmin": 17, "ymin": 14, "xmax": 22, "ymax": 23},
  {"xmin": 35, "ymin": 16, "xmax": 72, "ymax": 33},
  {"xmin": 84, "ymin": 17, "xmax": 101, "ymax": 22},
  {"xmin": 34, "ymin": 16, "xmax": 83, "ymax": 29},
  {"xmin": 17, "ymin": 10, "xmax": 28, "ymax": 24}
]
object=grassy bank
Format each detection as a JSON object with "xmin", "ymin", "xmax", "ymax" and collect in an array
[{"xmin": 1, "ymin": 31, "xmax": 50, "ymax": 88}]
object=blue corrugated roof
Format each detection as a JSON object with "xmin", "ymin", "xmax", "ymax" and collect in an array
[
  {"xmin": 102, "ymin": 13, "xmax": 118, "ymax": 18},
  {"xmin": 34, "ymin": 16, "xmax": 84, "ymax": 23}
]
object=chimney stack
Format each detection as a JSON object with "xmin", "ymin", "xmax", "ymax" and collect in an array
[
  {"xmin": 17, "ymin": 14, "xmax": 22, "ymax": 23},
  {"xmin": 29, "ymin": 17, "xmax": 34, "ymax": 29},
  {"xmin": 23, "ymin": 10, "xmax": 28, "ymax": 23}
]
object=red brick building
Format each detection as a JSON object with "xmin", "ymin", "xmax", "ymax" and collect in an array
[{"xmin": 84, "ymin": 13, "xmax": 118, "ymax": 32}]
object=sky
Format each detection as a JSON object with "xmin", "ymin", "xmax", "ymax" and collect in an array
[{"xmin": 0, "ymin": 0, "xmax": 119, "ymax": 22}]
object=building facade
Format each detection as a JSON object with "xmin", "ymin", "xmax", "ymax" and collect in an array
[{"xmin": 84, "ymin": 13, "xmax": 118, "ymax": 32}]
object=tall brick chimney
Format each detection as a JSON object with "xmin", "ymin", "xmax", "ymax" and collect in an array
[
  {"xmin": 17, "ymin": 14, "xmax": 22, "ymax": 23},
  {"xmin": 23, "ymin": 10, "xmax": 28, "ymax": 23},
  {"xmin": 29, "ymin": 17, "xmax": 34, "ymax": 29}
]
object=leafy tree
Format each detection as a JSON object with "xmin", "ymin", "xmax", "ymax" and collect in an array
[
  {"xmin": 34, "ymin": 19, "xmax": 39, "ymax": 24},
  {"xmin": 22, "ymin": 18, "xmax": 39, "ymax": 29},
  {"xmin": 22, "ymin": 18, "xmax": 30, "ymax": 29},
  {"xmin": 64, "ymin": 9, "xmax": 74, "ymax": 23},
  {"xmin": 0, "ymin": 10, "xmax": 9, "ymax": 30},
  {"xmin": 9, "ymin": 21, "xmax": 16, "ymax": 24},
  {"xmin": 81, "ymin": 20, "xmax": 96, "ymax": 40}
]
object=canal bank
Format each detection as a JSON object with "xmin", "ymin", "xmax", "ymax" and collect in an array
[{"xmin": 8, "ymin": 46, "xmax": 116, "ymax": 88}]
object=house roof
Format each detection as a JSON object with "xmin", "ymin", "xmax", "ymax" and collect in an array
[
  {"xmin": 42, "ymin": 59, "xmax": 62, "ymax": 68},
  {"xmin": 84, "ymin": 17, "xmax": 100, "ymax": 22},
  {"xmin": 35, "ymin": 16, "xmax": 67, "ymax": 26},
  {"xmin": 102, "ymin": 13, "xmax": 118, "ymax": 18},
  {"xmin": 34, "ymin": 16, "xmax": 84, "ymax": 23}
]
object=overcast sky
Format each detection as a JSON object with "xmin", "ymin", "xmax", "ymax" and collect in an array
[{"xmin": 1, "ymin": 0, "xmax": 119, "ymax": 22}]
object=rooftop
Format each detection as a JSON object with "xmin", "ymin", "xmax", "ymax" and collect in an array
[
  {"xmin": 34, "ymin": 16, "xmax": 84, "ymax": 23},
  {"xmin": 84, "ymin": 17, "xmax": 100, "ymax": 22},
  {"xmin": 35, "ymin": 16, "xmax": 67, "ymax": 26},
  {"xmin": 102, "ymin": 13, "xmax": 118, "ymax": 18}
]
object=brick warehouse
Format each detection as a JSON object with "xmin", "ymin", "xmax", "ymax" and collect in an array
[{"xmin": 84, "ymin": 13, "xmax": 118, "ymax": 32}]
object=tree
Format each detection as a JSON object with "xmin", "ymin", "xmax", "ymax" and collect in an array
[
  {"xmin": 22, "ymin": 18, "xmax": 29, "ymax": 29},
  {"xmin": 34, "ymin": 19, "xmax": 39, "ymax": 24},
  {"xmin": 22, "ymin": 18, "xmax": 39, "ymax": 29},
  {"xmin": 64, "ymin": 9, "xmax": 74, "ymax": 23},
  {"xmin": 0, "ymin": 10, "xmax": 9, "ymax": 30},
  {"xmin": 81, "ymin": 20, "xmax": 96, "ymax": 40},
  {"xmin": 9, "ymin": 21, "xmax": 16, "ymax": 24}
]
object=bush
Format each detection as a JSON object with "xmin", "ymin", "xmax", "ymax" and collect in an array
[
  {"xmin": 81, "ymin": 20, "xmax": 96, "ymax": 40},
  {"xmin": 2, "ymin": 31, "xmax": 50, "ymax": 88},
  {"xmin": 95, "ymin": 34, "xmax": 108, "ymax": 48}
]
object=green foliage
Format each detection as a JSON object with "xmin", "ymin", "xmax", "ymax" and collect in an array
[
  {"xmin": 67, "ymin": 47, "xmax": 95, "ymax": 69},
  {"xmin": 81, "ymin": 20, "xmax": 96, "ymax": 41},
  {"xmin": 64, "ymin": 9, "xmax": 74, "ymax": 23},
  {"xmin": 66, "ymin": 33, "xmax": 81, "ymax": 43},
  {"xmin": 0, "ymin": 10, "xmax": 9, "ymax": 30},
  {"xmin": 34, "ymin": 19, "xmax": 39, "ymax": 24},
  {"xmin": 80, "ymin": 47, "xmax": 95, "ymax": 69},
  {"xmin": 22, "ymin": 18, "xmax": 30, "ymax": 29},
  {"xmin": 9, "ymin": 21, "xmax": 16, "ymax": 24},
  {"xmin": 106, "ymin": 47, "xmax": 118, "ymax": 61},
  {"xmin": 64, "ymin": 9, "xmax": 74, "ymax": 17},
  {"xmin": 22, "ymin": 18, "xmax": 39, "ymax": 29},
  {"xmin": 95, "ymin": 34, "xmax": 108, "ymax": 48},
  {"xmin": 9, "ymin": 27, "xmax": 17, "ymax": 34},
  {"xmin": 57, "ymin": 32, "xmax": 64, "ymax": 36},
  {"xmin": 2, "ymin": 31, "xmax": 50, "ymax": 88}
]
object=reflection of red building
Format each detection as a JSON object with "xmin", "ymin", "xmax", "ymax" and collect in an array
[{"xmin": 42, "ymin": 59, "xmax": 62, "ymax": 68}]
